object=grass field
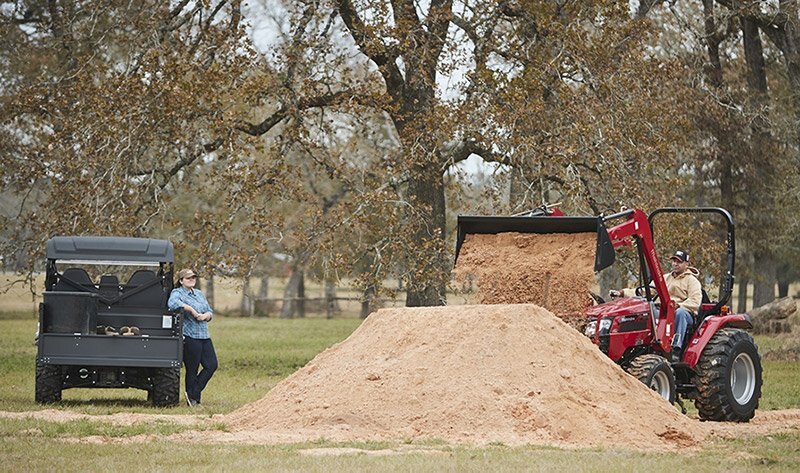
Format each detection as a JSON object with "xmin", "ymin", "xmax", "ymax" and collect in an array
[{"xmin": 1, "ymin": 310, "xmax": 799, "ymax": 472}]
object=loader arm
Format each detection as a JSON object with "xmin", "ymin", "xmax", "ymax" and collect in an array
[{"xmin": 603, "ymin": 209, "xmax": 675, "ymax": 353}]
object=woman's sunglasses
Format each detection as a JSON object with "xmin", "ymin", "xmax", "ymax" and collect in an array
[{"xmin": 185, "ymin": 275, "xmax": 197, "ymax": 280}]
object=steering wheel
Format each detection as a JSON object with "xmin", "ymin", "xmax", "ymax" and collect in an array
[{"xmin": 635, "ymin": 285, "xmax": 660, "ymax": 301}]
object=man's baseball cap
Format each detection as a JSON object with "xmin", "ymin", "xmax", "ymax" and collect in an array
[{"xmin": 671, "ymin": 250, "xmax": 689, "ymax": 262}]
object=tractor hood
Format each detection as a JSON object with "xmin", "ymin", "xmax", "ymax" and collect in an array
[{"xmin": 586, "ymin": 297, "xmax": 651, "ymax": 319}]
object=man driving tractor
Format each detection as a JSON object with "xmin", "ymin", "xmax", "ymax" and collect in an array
[{"xmin": 609, "ymin": 250, "xmax": 702, "ymax": 362}]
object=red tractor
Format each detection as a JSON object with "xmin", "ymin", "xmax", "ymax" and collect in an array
[{"xmin": 455, "ymin": 207, "xmax": 762, "ymax": 421}]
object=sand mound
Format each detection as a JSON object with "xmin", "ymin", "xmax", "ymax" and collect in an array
[
  {"xmin": 453, "ymin": 232, "xmax": 596, "ymax": 325},
  {"xmin": 225, "ymin": 305, "xmax": 706, "ymax": 449}
]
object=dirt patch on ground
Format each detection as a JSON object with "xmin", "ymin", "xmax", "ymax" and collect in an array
[
  {"xmin": 708, "ymin": 409, "xmax": 800, "ymax": 438},
  {"xmin": 0, "ymin": 409, "xmax": 208, "ymax": 426},
  {"xmin": 453, "ymin": 232, "xmax": 596, "ymax": 327},
  {"xmin": 220, "ymin": 304, "xmax": 707, "ymax": 450},
  {"xmin": 298, "ymin": 446, "xmax": 447, "ymax": 457}
]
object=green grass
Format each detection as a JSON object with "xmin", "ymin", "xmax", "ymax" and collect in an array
[
  {"xmin": 1, "ymin": 312, "xmax": 799, "ymax": 471},
  {"xmin": 0, "ymin": 416, "xmax": 217, "ymax": 438},
  {"xmin": 0, "ymin": 313, "xmax": 362, "ymax": 415},
  {"xmin": 1, "ymin": 433, "xmax": 799, "ymax": 472}
]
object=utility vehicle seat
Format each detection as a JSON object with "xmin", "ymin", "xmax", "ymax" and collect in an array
[
  {"xmin": 54, "ymin": 268, "xmax": 93, "ymax": 291},
  {"xmin": 98, "ymin": 275, "xmax": 120, "ymax": 300},
  {"xmin": 127, "ymin": 270, "xmax": 157, "ymax": 286},
  {"xmin": 120, "ymin": 270, "xmax": 165, "ymax": 309}
]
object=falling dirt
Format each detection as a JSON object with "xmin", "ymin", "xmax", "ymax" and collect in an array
[
  {"xmin": 220, "ymin": 305, "xmax": 708, "ymax": 450},
  {"xmin": 453, "ymin": 232, "xmax": 597, "ymax": 327}
]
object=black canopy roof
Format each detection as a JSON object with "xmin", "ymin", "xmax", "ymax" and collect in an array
[{"xmin": 46, "ymin": 236, "xmax": 174, "ymax": 263}]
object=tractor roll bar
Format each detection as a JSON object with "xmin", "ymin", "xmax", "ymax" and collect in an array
[{"xmin": 648, "ymin": 207, "xmax": 735, "ymax": 312}]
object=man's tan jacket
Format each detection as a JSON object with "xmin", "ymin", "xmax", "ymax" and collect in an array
[{"xmin": 621, "ymin": 267, "xmax": 702, "ymax": 314}]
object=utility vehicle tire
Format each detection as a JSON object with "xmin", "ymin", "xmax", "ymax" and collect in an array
[
  {"xmin": 35, "ymin": 360, "xmax": 63, "ymax": 404},
  {"xmin": 626, "ymin": 354, "xmax": 676, "ymax": 403},
  {"xmin": 693, "ymin": 328, "xmax": 762, "ymax": 422},
  {"xmin": 151, "ymin": 367, "xmax": 180, "ymax": 407}
]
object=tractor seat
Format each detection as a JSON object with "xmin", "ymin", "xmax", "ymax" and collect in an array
[{"xmin": 693, "ymin": 289, "xmax": 721, "ymax": 327}]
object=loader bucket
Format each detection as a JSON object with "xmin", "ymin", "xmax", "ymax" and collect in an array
[{"xmin": 454, "ymin": 215, "xmax": 616, "ymax": 272}]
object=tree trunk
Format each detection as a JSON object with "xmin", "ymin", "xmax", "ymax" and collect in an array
[
  {"xmin": 702, "ymin": 0, "xmax": 724, "ymax": 88},
  {"xmin": 737, "ymin": 277, "xmax": 749, "ymax": 313},
  {"xmin": 297, "ymin": 270, "xmax": 306, "ymax": 318},
  {"xmin": 361, "ymin": 284, "xmax": 375, "ymax": 318},
  {"xmin": 405, "ymin": 164, "xmax": 448, "ymax": 307},
  {"xmin": 776, "ymin": 263, "xmax": 795, "ymax": 298},
  {"xmin": 205, "ymin": 273, "xmax": 215, "ymax": 309},
  {"xmin": 775, "ymin": 5, "xmax": 800, "ymax": 146},
  {"xmin": 324, "ymin": 278, "xmax": 338, "ymax": 319},
  {"xmin": 636, "ymin": 0, "xmax": 661, "ymax": 19},
  {"xmin": 281, "ymin": 251, "xmax": 309, "ymax": 319},
  {"xmin": 778, "ymin": 281, "xmax": 789, "ymax": 298},
  {"xmin": 254, "ymin": 275, "xmax": 269, "ymax": 317},
  {"xmin": 742, "ymin": 17, "xmax": 779, "ymax": 310},
  {"xmin": 240, "ymin": 276, "xmax": 253, "ymax": 317},
  {"xmin": 281, "ymin": 269, "xmax": 301, "ymax": 319},
  {"xmin": 752, "ymin": 251, "xmax": 777, "ymax": 308}
]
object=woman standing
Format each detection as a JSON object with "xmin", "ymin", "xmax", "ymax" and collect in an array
[{"xmin": 168, "ymin": 268, "xmax": 217, "ymax": 407}]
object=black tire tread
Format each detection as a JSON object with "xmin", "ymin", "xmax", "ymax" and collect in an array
[
  {"xmin": 151, "ymin": 367, "xmax": 180, "ymax": 407},
  {"xmin": 626, "ymin": 354, "xmax": 676, "ymax": 403},
  {"xmin": 35, "ymin": 360, "xmax": 63, "ymax": 404},
  {"xmin": 692, "ymin": 328, "xmax": 762, "ymax": 422}
]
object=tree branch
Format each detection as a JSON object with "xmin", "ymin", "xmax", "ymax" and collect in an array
[
  {"xmin": 338, "ymin": 0, "xmax": 405, "ymax": 99},
  {"xmin": 716, "ymin": 0, "xmax": 788, "ymax": 44},
  {"xmin": 423, "ymin": 0, "xmax": 454, "ymax": 77},
  {"xmin": 237, "ymin": 90, "xmax": 355, "ymax": 137}
]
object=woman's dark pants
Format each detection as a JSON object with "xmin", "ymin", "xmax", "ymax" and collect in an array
[{"xmin": 183, "ymin": 336, "xmax": 218, "ymax": 403}]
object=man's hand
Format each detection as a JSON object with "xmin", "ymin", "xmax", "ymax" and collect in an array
[
  {"xmin": 197, "ymin": 312, "xmax": 212, "ymax": 321},
  {"xmin": 608, "ymin": 289, "xmax": 622, "ymax": 298}
]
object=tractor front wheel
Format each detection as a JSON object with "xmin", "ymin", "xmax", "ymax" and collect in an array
[
  {"xmin": 626, "ymin": 354, "xmax": 676, "ymax": 403},
  {"xmin": 693, "ymin": 328, "xmax": 762, "ymax": 422}
]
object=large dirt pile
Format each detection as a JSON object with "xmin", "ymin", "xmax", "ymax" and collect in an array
[
  {"xmin": 453, "ymin": 232, "xmax": 596, "ymax": 325},
  {"xmin": 225, "ymin": 305, "xmax": 705, "ymax": 449}
]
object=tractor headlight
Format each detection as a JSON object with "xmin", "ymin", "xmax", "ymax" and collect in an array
[
  {"xmin": 599, "ymin": 318, "xmax": 613, "ymax": 333},
  {"xmin": 584, "ymin": 320, "xmax": 597, "ymax": 338}
]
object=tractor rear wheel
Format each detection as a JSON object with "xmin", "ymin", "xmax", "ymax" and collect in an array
[
  {"xmin": 35, "ymin": 360, "xmax": 63, "ymax": 404},
  {"xmin": 693, "ymin": 328, "xmax": 762, "ymax": 422},
  {"xmin": 626, "ymin": 354, "xmax": 676, "ymax": 403}
]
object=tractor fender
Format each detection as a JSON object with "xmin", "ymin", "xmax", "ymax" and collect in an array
[{"xmin": 682, "ymin": 314, "xmax": 753, "ymax": 368}]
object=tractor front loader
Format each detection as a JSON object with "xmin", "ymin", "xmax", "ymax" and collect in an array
[{"xmin": 455, "ymin": 206, "xmax": 762, "ymax": 422}]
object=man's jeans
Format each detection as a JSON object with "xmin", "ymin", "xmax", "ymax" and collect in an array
[{"xmin": 672, "ymin": 307, "xmax": 694, "ymax": 350}]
